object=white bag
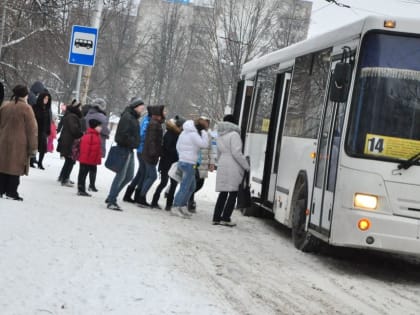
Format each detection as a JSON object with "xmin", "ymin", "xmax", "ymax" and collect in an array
[{"xmin": 168, "ymin": 162, "xmax": 182, "ymax": 182}]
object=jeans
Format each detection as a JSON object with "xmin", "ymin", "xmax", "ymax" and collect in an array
[
  {"xmin": 212, "ymin": 191, "xmax": 238, "ymax": 222},
  {"xmin": 128, "ymin": 152, "xmax": 145, "ymax": 190},
  {"xmin": 173, "ymin": 162, "xmax": 196, "ymax": 207},
  {"xmin": 106, "ymin": 150, "xmax": 134, "ymax": 204},
  {"xmin": 140, "ymin": 162, "xmax": 157, "ymax": 196}
]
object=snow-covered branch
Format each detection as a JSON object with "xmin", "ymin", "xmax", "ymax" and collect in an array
[{"xmin": 1, "ymin": 27, "xmax": 49, "ymax": 48}]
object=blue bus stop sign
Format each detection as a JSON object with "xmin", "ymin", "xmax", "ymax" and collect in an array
[{"xmin": 68, "ymin": 25, "xmax": 98, "ymax": 67}]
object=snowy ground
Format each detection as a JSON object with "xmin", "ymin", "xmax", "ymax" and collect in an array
[{"xmin": 1, "ymin": 152, "xmax": 420, "ymax": 315}]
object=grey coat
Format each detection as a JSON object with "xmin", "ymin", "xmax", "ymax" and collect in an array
[{"xmin": 215, "ymin": 121, "xmax": 249, "ymax": 192}]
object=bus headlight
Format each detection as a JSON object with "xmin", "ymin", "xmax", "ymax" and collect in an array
[{"xmin": 354, "ymin": 193, "xmax": 378, "ymax": 210}]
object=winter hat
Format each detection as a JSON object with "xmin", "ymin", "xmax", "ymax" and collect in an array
[
  {"xmin": 129, "ymin": 96, "xmax": 144, "ymax": 108},
  {"xmin": 92, "ymin": 98, "xmax": 107, "ymax": 111},
  {"xmin": 223, "ymin": 114, "xmax": 236, "ymax": 124},
  {"xmin": 174, "ymin": 115, "xmax": 186, "ymax": 128},
  {"xmin": 89, "ymin": 118, "xmax": 102, "ymax": 129}
]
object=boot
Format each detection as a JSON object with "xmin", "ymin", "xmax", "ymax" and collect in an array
[
  {"xmin": 137, "ymin": 195, "xmax": 151, "ymax": 208},
  {"xmin": 30, "ymin": 157, "xmax": 37, "ymax": 168},
  {"xmin": 134, "ymin": 189, "xmax": 141, "ymax": 203},
  {"xmin": 123, "ymin": 186, "xmax": 135, "ymax": 203},
  {"xmin": 37, "ymin": 152, "xmax": 45, "ymax": 170}
]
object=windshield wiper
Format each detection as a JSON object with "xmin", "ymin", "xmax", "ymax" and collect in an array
[{"xmin": 397, "ymin": 151, "xmax": 420, "ymax": 170}]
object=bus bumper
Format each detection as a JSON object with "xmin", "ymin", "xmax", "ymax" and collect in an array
[{"xmin": 330, "ymin": 209, "xmax": 420, "ymax": 255}]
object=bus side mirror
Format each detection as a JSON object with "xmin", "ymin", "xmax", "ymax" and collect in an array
[{"xmin": 330, "ymin": 63, "xmax": 352, "ymax": 102}]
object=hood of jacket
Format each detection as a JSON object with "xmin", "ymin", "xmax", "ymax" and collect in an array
[
  {"xmin": 35, "ymin": 91, "xmax": 51, "ymax": 108},
  {"xmin": 166, "ymin": 118, "xmax": 182, "ymax": 135},
  {"xmin": 30, "ymin": 81, "xmax": 45, "ymax": 95},
  {"xmin": 217, "ymin": 121, "xmax": 240, "ymax": 137},
  {"xmin": 182, "ymin": 120, "xmax": 197, "ymax": 133}
]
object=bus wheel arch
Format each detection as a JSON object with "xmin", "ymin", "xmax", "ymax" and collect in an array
[{"xmin": 291, "ymin": 172, "xmax": 320, "ymax": 252}]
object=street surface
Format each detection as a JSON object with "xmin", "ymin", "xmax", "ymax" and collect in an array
[{"xmin": 1, "ymin": 153, "xmax": 420, "ymax": 315}]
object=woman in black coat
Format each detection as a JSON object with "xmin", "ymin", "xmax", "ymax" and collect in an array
[
  {"xmin": 32, "ymin": 91, "xmax": 52, "ymax": 169},
  {"xmin": 57, "ymin": 102, "xmax": 83, "ymax": 186},
  {"xmin": 151, "ymin": 116, "xmax": 184, "ymax": 209}
]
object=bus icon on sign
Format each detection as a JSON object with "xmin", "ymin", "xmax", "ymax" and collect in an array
[{"xmin": 75, "ymin": 38, "xmax": 93, "ymax": 49}]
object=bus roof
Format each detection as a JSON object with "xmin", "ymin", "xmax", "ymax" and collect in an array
[{"xmin": 241, "ymin": 15, "xmax": 420, "ymax": 79}]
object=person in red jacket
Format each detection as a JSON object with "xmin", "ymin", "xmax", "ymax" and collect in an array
[{"xmin": 77, "ymin": 119, "xmax": 102, "ymax": 196}]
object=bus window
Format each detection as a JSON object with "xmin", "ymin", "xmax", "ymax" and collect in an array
[
  {"xmin": 283, "ymin": 48, "xmax": 332, "ymax": 138},
  {"xmin": 346, "ymin": 32, "xmax": 420, "ymax": 161},
  {"xmin": 250, "ymin": 65, "xmax": 278, "ymax": 134}
]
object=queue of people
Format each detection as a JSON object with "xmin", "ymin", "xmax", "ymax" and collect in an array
[{"xmin": 0, "ymin": 83, "xmax": 250, "ymax": 227}]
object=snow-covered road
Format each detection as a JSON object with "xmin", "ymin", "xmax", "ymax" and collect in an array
[{"xmin": 1, "ymin": 153, "xmax": 420, "ymax": 315}]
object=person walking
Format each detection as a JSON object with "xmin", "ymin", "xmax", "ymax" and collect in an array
[
  {"xmin": 151, "ymin": 116, "xmax": 185, "ymax": 209},
  {"xmin": 77, "ymin": 119, "xmax": 102, "ymax": 197},
  {"xmin": 171, "ymin": 120, "xmax": 208, "ymax": 218},
  {"xmin": 212, "ymin": 115, "xmax": 249, "ymax": 226},
  {"xmin": 0, "ymin": 81, "xmax": 4, "ymax": 106},
  {"xmin": 32, "ymin": 90, "xmax": 52, "ymax": 169},
  {"xmin": 137, "ymin": 105, "xmax": 165, "ymax": 207},
  {"xmin": 57, "ymin": 100, "xmax": 83, "ymax": 186},
  {"xmin": 0, "ymin": 85, "xmax": 38, "ymax": 200},
  {"xmin": 105, "ymin": 97, "xmax": 144, "ymax": 211},
  {"xmin": 187, "ymin": 116, "xmax": 216, "ymax": 212},
  {"xmin": 84, "ymin": 98, "xmax": 110, "ymax": 191},
  {"xmin": 122, "ymin": 103, "xmax": 149, "ymax": 203}
]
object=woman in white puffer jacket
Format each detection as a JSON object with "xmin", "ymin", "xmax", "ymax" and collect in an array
[{"xmin": 172, "ymin": 120, "xmax": 208, "ymax": 218}]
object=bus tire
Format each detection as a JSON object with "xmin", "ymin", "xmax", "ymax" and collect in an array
[{"xmin": 291, "ymin": 177, "xmax": 320, "ymax": 253}]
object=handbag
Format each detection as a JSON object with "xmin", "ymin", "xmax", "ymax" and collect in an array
[
  {"xmin": 105, "ymin": 145, "xmax": 130, "ymax": 173},
  {"xmin": 168, "ymin": 162, "xmax": 182, "ymax": 182},
  {"xmin": 237, "ymin": 170, "xmax": 252, "ymax": 209},
  {"xmin": 71, "ymin": 138, "xmax": 81, "ymax": 161}
]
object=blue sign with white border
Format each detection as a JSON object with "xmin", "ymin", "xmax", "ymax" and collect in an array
[{"xmin": 68, "ymin": 25, "xmax": 98, "ymax": 67}]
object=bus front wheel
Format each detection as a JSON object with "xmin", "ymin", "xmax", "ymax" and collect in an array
[{"xmin": 291, "ymin": 178, "xmax": 320, "ymax": 253}]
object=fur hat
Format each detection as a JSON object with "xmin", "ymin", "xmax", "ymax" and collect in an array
[
  {"xmin": 92, "ymin": 98, "xmax": 106, "ymax": 111},
  {"xmin": 88, "ymin": 118, "xmax": 102, "ymax": 129},
  {"xmin": 129, "ymin": 96, "xmax": 144, "ymax": 108}
]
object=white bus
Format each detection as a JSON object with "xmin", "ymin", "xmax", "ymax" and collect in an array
[{"xmin": 234, "ymin": 16, "xmax": 420, "ymax": 254}]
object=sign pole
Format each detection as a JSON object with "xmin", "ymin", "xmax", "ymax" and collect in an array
[{"xmin": 74, "ymin": 65, "xmax": 83, "ymax": 101}]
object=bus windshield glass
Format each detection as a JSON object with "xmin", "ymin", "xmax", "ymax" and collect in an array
[{"xmin": 346, "ymin": 32, "xmax": 420, "ymax": 162}]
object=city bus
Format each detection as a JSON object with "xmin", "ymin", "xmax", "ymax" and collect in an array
[{"xmin": 233, "ymin": 16, "xmax": 420, "ymax": 254}]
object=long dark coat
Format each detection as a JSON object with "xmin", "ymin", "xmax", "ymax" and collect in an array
[
  {"xmin": 32, "ymin": 91, "xmax": 52, "ymax": 153},
  {"xmin": 142, "ymin": 105, "xmax": 164, "ymax": 165},
  {"xmin": 0, "ymin": 99, "xmax": 38, "ymax": 175},
  {"xmin": 57, "ymin": 106, "xmax": 83, "ymax": 158}
]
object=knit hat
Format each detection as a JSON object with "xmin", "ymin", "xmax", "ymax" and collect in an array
[
  {"xmin": 89, "ymin": 118, "xmax": 102, "ymax": 129},
  {"xmin": 129, "ymin": 96, "xmax": 144, "ymax": 108},
  {"xmin": 92, "ymin": 98, "xmax": 106, "ymax": 111},
  {"xmin": 175, "ymin": 115, "xmax": 186, "ymax": 128}
]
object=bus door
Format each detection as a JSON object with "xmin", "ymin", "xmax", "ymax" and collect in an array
[
  {"xmin": 245, "ymin": 65, "xmax": 279, "ymax": 204},
  {"xmin": 264, "ymin": 72, "xmax": 291, "ymax": 205},
  {"xmin": 310, "ymin": 65, "xmax": 346, "ymax": 236}
]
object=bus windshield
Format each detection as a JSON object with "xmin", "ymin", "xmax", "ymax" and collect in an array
[{"xmin": 346, "ymin": 32, "xmax": 420, "ymax": 162}]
